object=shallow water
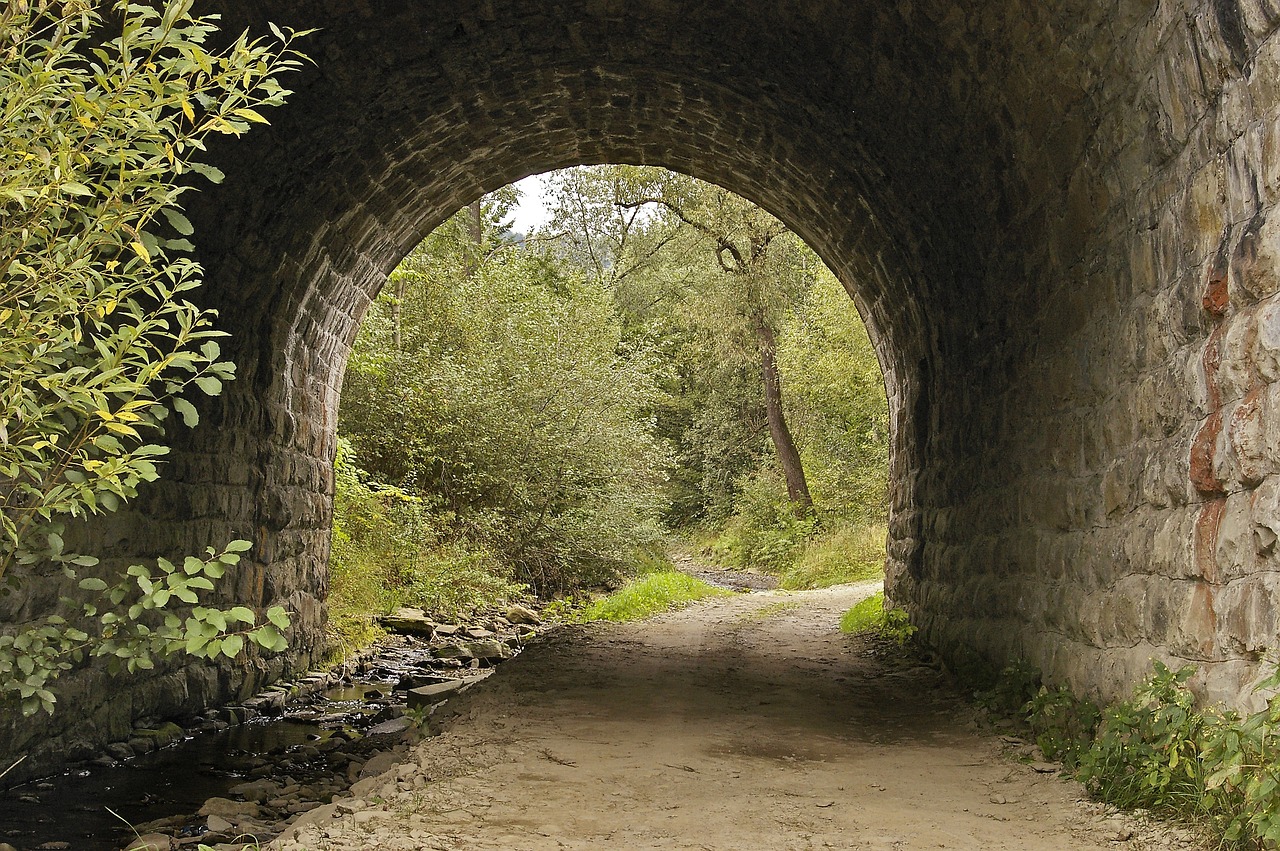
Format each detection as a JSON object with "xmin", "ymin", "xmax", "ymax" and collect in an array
[{"xmin": 0, "ymin": 671, "xmax": 410, "ymax": 850}]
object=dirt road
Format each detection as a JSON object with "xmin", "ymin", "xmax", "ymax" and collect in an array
[{"xmin": 273, "ymin": 584, "xmax": 1205, "ymax": 850}]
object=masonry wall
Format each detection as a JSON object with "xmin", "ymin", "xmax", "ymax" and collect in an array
[{"xmin": 4, "ymin": 0, "xmax": 1280, "ymax": 781}]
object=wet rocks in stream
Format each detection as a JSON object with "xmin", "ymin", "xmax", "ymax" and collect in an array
[{"xmin": 0, "ymin": 608, "xmax": 544, "ymax": 851}]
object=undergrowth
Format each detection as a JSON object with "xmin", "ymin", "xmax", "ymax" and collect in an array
[
  {"xmin": 697, "ymin": 518, "xmax": 887, "ymax": 590},
  {"xmin": 838, "ymin": 591, "xmax": 916, "ymax": 645},
  {"xmin": 580, "ymin": 571, "xmax": 730, "ymax": 622},
  {"xmin": 982, "ymin": 657, "xmax": 1280, "ymax": 849}
]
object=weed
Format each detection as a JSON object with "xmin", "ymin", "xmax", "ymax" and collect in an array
[
  {"xmin": 838, "ymin": 591, "xmax": 915, "ymax": 645},
  {"xmin": 581, "ymin": 572, "xmax": 730, "ymax": 622},
  {"xmin": 984, "ymin": 655, "xmax": 1280, "ymax": 849},
  {"xmin": 777, "ymin": 522, "xmax": 887, "ymax": 590}
]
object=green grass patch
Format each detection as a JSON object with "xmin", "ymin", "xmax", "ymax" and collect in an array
[
  {"xmin": 839, "ymin": 591, "xmax": 887, "ymax": 633},
  {"xmin": 778, "ymin": 522, "xmax": 886, "ymax": 590},
  {"xmin": 582, "ymin": 571, "xmax": 730, "ymax": 622},
  {"xmin": 839, "ymin": 591, "xmax": 916, "ymax": 645}
]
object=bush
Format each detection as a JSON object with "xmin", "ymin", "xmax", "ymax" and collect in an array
[
  {"xmin": 777, "ymin": 522, "xmax": 886, "ymax": 590},
  {"xmin": 327, "ymin": 440, "xmax": 526, "ymax": 654}
]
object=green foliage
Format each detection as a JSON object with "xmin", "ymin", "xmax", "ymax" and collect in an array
[
  {"xmin": 1023, "ymin": 684, "xmax": 1101, "ymax": 765},
  {"xmin": 986, "ymin": 658, "xmax": 1280, "ymax": 849},
  {"xmin": 340, "ymin": 202, "xmax": 671, "ymax": 593},
  {"xmin": 580, "ymin": 571, "xmax": 730, "ymax": 623},
  {"xmin": 976, "ymin": 659, "xmax": 1045, "ymax": 716},
  {"xmin": 777, "ymin": 522, "xmax": 887, "ymax": 590},
  {"xmin": 0, "ymin": 0, "xmax": 307, "ymax": 712},
  {"xmin": 327, "ymin": 439, "xmax": 526, "ymax": 653},
  {"xmin": 838, "ymin": 591, "xmax": 915, "ymax": 645}
]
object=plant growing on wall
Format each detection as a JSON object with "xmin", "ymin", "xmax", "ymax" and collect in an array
[{"xmin": 0, "ymin": 0, "xmax": 310, "ymax": 715}]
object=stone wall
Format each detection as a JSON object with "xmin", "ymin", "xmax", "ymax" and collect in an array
[{"xmin": 4, "ymin": 0, "xmax": 1280, "ymax": 780}]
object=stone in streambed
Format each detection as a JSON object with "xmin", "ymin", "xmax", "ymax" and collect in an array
[
  {"xmin": 121, "ymin": 835, "xmax": 173, "ymax": 851},
  {"xmin": 406, "ymin": 679, "xmax": 464, "ymax": 710},
  {"xmin": 506, "ymin": 603, "xmax": 541, "ymax": 625},
  {"xmin": 198, "ymin": 797, "xmax": 261, "ymax": 819},
  {"xmin": 378, "ymin": 608, "xmax": 437, "ymax": 637}
]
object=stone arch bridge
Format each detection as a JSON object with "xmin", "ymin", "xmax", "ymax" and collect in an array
[{"xmin": 5, "ymin": 0, "xmax": 1280, "ymax": 776}]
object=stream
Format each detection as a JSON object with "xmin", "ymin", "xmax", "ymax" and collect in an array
[{"xmin": 0, "ymin": 618, "xmax": 529, "ymax": 851}]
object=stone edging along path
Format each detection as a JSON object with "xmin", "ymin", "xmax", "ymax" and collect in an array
[{"xmin": 266, "ymin": 584, "xmax": 1209, "ymax": 851}]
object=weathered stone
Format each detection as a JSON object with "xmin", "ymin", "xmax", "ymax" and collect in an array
[
  {"xmin": 122, "ymin": 836, "xmax": 173, "ymax": 851},
  {"xmin": 406, "ymin": 680, "xmax": 464, "ymax": 710},
  {"xmin": 198, "ymin": 797, "xmax": 261, "ymax": 819},
  {"xmin": 506, "ymin": 604, "xmax": 542, "ymax": 625},
  {"xmin": 378, "ymin": 608, "xmax": 437, "ymax": 637}
]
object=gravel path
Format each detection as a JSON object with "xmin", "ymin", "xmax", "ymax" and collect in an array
[{"xmin": 272, "ymin": 584, "xmax": 1208, "ymax": 851}]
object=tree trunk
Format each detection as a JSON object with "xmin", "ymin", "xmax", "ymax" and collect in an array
[
  {"xmin": 755, "ymin": 317, "xmax": 813, "ymax": 511},
  {"xmin": 391, "ymin": 277, "xmax": 405, "ymax": 350},
  {"xmin": 465, "ymin": 199, "xmax": 483, "ymax": 275}
]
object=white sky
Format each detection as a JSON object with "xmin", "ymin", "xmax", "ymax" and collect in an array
[{"xmin": 509, "ymin": 173, "xmax": 554, "ymax": 234}]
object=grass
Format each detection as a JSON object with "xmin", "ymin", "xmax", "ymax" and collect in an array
[
  {"xmin": 839, "ymin": 590, "xmax": 887, "ymax": 633},
  {"xmin": 581, "ymin": 571, "xmax": 731, "ymax": 622},
  {"xmin": 777, "ymin": 521, "xmax": 887, "ymax": 590}
]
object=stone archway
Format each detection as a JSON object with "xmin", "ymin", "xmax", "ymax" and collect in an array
[{"xmin": 5, "ymin": 0, "xmax": 1280, "ymax": 776}]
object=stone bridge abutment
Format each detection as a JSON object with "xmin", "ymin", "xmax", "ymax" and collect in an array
[{"xmin": 5, "ymin": 0, "xmax": 1280, "ymax": 778}]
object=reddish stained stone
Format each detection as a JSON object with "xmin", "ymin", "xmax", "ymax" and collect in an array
[
  {"xmin": 1194, "ymin": 498, "xmax": 1226, "ymax": 583},
  {"xmin": 1202, "ymin": 324, "xmax": 1226, "ymax": 412},
  {"xmin": 1203, "ymin": 245, "xmax": 1230, "ymax": 315},
  {"xmin": 1190, "ymin": 412, "xmax": 1224, "ymax": 495}
]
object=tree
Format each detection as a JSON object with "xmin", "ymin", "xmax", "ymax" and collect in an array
[
  {"xmin": 0, "ymin": 1, "xmax": 309, "ymax": 715},
  {"xmin": 339, "ymin": 196, "xmax": 671, "ymax": 592},
  {"xmin": 609, "ymin": 169, "xmax": 816, "ymax": 511}
]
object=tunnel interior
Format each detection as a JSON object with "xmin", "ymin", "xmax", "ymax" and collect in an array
[{"xmin": 5, "ymin": 0, "xmax": 1280, "ymax": 778}]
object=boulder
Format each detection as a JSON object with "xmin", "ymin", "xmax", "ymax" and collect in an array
[
  {"xmin": 378, "ymin": 608, "xmax": 437, "ymax": 637},
  {"xmin": 121, "ymin": 835, "xmax": 173, "ymax": 851},
  {"xmin": 198, "ymin": 797, "xmax": 261, "ymax": 819},
  {"xmin": 464, "ymin": 639, "xmax": 511, "ymax": 661},
  {"xmin": 506, "ymin": 603, "xmax": 542, "ymax": 625},
  {"xmin": 406, "ymin": 679, "xmax": 464, "ymax": 710},
  {"xmin": 227, "ymin": 778, "xmax": 281, "ymax": 802}
]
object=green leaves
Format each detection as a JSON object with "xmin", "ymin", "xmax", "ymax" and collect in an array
[{"xmin": 0, "ymin": 1, "xmax": 308, "ymax": 714}]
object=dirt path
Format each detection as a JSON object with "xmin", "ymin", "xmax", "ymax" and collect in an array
[{"xmin": 273, "ymin": 584, "xmax": 1206, "ymax": 851}]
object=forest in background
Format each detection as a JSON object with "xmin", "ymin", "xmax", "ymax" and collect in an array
[{"xmin": 327, "ymin": 166, "xmax": 890, "ymax": 649}]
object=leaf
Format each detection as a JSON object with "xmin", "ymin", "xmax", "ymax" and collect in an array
[
  {"xmin": 221, "ymin": 634, "xmax": 244, "ymax": 658},
  {"xmin": 173, "ymin": 397, "xmax": 199, "ymax": 427},
  {"xmin": 161, "ymin": 208, "xmax": 195, "ymax": 236},
  {"xmin": 228, "ymin": 606, "xmax": 256, "ymax": 625},
  {"xmin": 130, "ymin": 240, "xmax": 152, "ymax": 264},
  {"xmin": 194, "ymin": 376, "xmax": 222, "ymax": 396},
  {"xmin": 266, "ymin": 606, "xmax": 290, "ymax": 630},
  {"xmin": 78, "ymin": 578, "xmax": 108, "ymax": 591}
]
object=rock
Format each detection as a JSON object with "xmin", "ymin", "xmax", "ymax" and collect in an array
[
  {"xmin": 121, "ymin": 835, "xmax": 172, "ymax": 851},
  {"xmin": 379, "ymin": 608, "xmax": 437, "ymax": 637},
  {"xmin": 433, "ymin": 643, "xmax": 472, "ymax": 660},
  {"xmin": 0, "ymin": 843, "xmax": 17, "ymax": 851},
  {"xmin": 367, "ymin": 716, "xmax": 413, "ymax": 736},
  {"xmin": 360, "ymin": 750, "xmax": 400, "ymax": 778},
  {"xmin": 131, "ymin": 722, "xmax": 186, "ymax": 749},
  {"xmin": 1029, "ymin": 761, "xmax": 1058, "ymax": 773},
  {"xmin": 228, "ymin": 778, "xmax": 281, "ymax": 802},
  {"xmin": 198, "ymin": 797, "xmax": 261, "ymax": 819},
  {"xmin": 206, "ymin": 815, "xmax": 235, "ymax": 833},
  {"xmin": 465, "ymin": 626, "xmax": 495, "ymax": 639},
  {"xmin": 433, "ymin": 624, "xmax": 461, "ymax": 637},
  {"xmin": 464, "ymin": 639, "xmax": 512, "ymax": 661},
  {"xmin": 106, "ymin": 741, "xmax": 135, "ymax": 761},
  {"xmin": 506, "ymin": 603, "xmax": 541, "ymax": 625},
  {"xmin": 406, "ymin": 679, "xmax": 464, "ymax": 709}
]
